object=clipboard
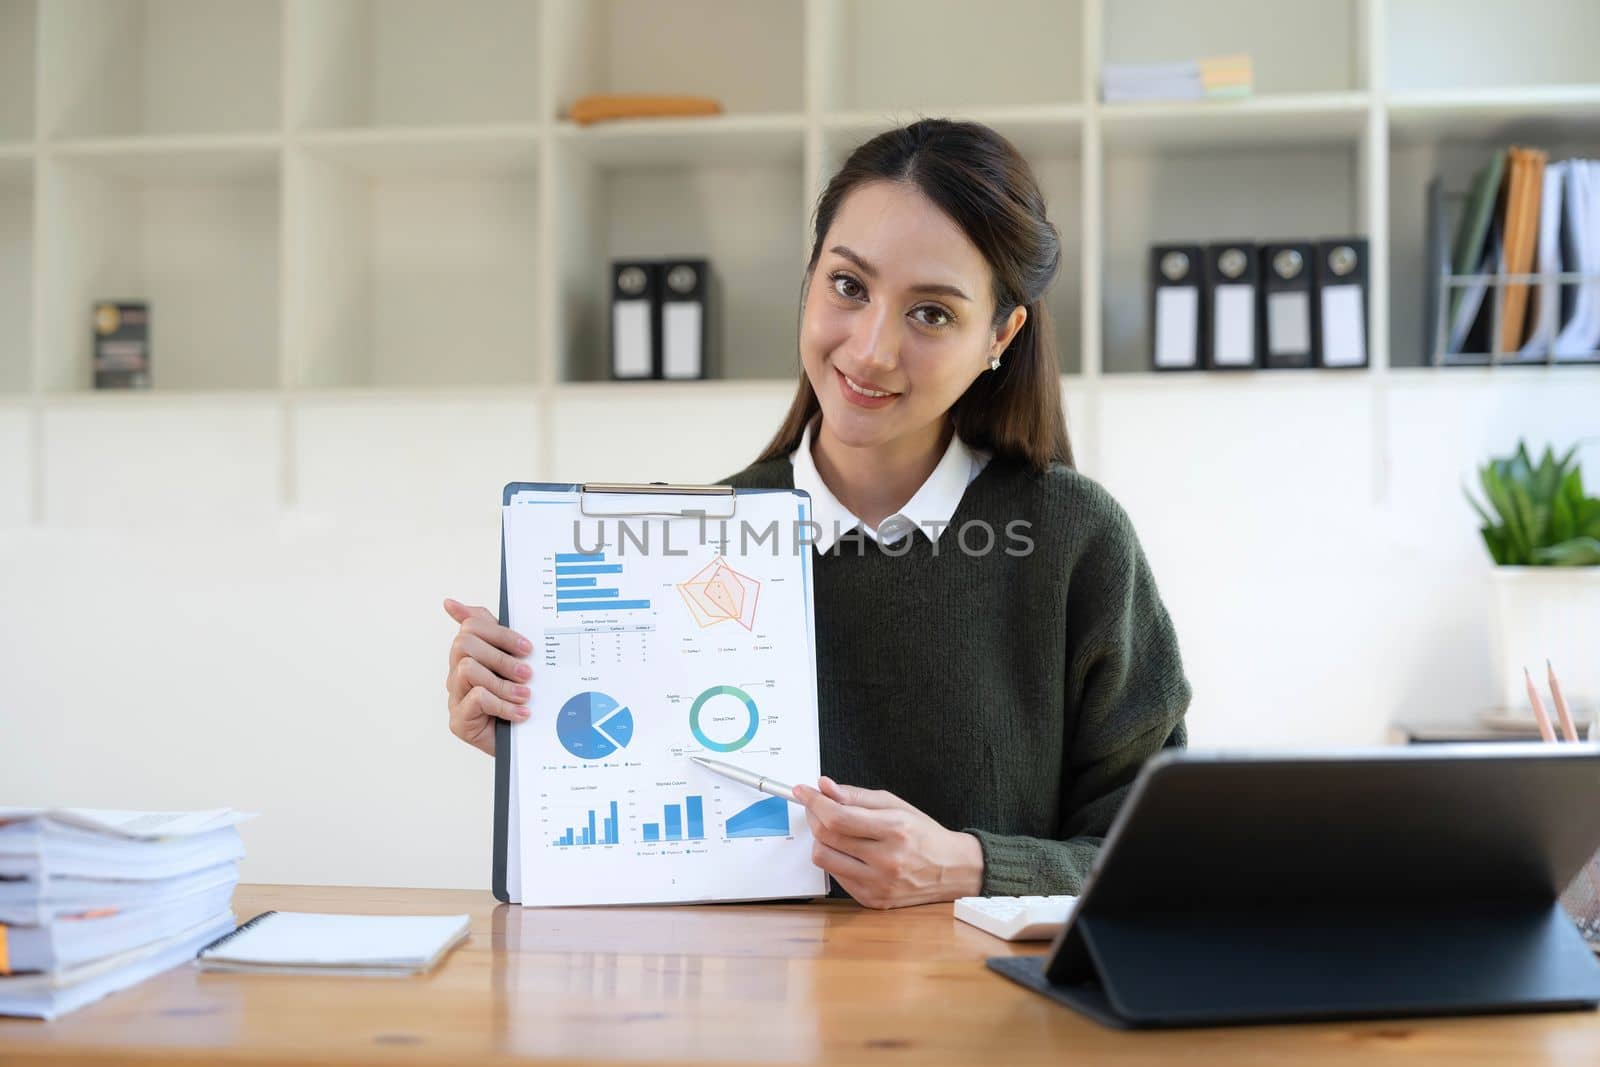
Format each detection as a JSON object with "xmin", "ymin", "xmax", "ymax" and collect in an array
[{"xmin": 492, "ymin": 480, "xmax": 816, "ymax": 905}]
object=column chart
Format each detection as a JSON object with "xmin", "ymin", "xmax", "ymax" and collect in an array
[
  {"xmin": 553, "ymin": 800, "xmax": 621, "ymax": 848},
  {"xmin": 642, "ymin": 795, "xmax": 706, "ymax": 843}
]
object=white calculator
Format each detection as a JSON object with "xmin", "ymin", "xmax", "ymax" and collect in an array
[{"xmin": 953, "ymin": 895, "xmax": 1078, "ymax": 941}]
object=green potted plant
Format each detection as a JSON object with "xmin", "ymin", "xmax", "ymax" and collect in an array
[{"xmin": 1467, "ymin": 441, "xmax": 1600, "ymax": 728}]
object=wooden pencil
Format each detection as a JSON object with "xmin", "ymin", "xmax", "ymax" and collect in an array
[
  {"xmin": 1525, "ymin": 665, "xmax": 1557, "ymax": 742},
  {"xmin": 1547, "ymin": 660, "xmax": 1580, "ymax": 742}
]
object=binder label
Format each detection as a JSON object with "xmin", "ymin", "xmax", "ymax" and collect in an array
[
  {"xmin": 1267, "ymin": 292, "xmax": 1311, "ymax": 355},
  {"xmin": 1321, "ymin": 287, "xmax": 1366, "ymax": 367},
  {"xmin": 1154, "ymin": 287, "xmax": 1199, "ymax": 369},
  {"xmin": 1212, "ymin": 284, "xmax": 1255, "ymax": 367}
]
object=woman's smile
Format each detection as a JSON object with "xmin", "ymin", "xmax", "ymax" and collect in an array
[{"xmin": 834, "ymin": 365, "xmax": 901, "ymax": 408}]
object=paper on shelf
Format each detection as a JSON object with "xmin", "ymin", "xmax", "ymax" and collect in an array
[
  {"xmin": 1554, "ymin": 161, "xmax": 1600, "ymax": 361},
  {"xmin": 1520, "ymin": 161, "xmax": 1568, "ymax": 360}
]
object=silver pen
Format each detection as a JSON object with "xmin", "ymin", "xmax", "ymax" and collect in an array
[{"xmin": 689, "ymin": 756, "xmax": 799, "ymax": 804}]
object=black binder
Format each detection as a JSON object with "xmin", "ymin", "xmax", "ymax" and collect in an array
[
  {"xmin": 610, "ymin": 261, "xmax": 661, "ymax": 379},
  {"xmin": 1204, "ymin": 241, "xmax": 1259, "ymax": 370},
  {"xmin": 1258, "ymin": 242, "xmax": 1317, "ymax": 369},
  {"xmin": 1314, "ymin": 238, "xmax": 1370, "ymax": 369},
  {"xmin": 659, "ymin": 258, "xmax": 711, "ymax": 380},
  {"xmin": 1149, "ymin": 245, "xmax": 1205, "ymax": 371},
  {"xmin": 988, "ymin": 747, "xmax": 1600, "ymax": 1029}
]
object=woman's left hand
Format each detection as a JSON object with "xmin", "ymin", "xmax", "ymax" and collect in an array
[{"xmin": 793, "ymin": 776, "xmax": 985, "ymax": 909}]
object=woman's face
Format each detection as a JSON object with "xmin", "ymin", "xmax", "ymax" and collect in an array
[{"xmin": 799, "ymin": 180, "xmax": 1024, "ymax": 453}]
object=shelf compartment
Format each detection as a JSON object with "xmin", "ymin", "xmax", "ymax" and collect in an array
[
  {"xmin": 1386, "ymin": 0, "xmax": 1600, "ymax": 94},
  {"xmin": 816, "ymin": 0, "xmax": 1083, "ymax": 113},
  {"xmin": 0, "ymin": 0, "xmax": 37, "ymax": 142},
  {"xmin": 1387, "ymin": 133, "xmax": 1600, "ymax": 370},
  {"xmin": 289, "ymin": 0, "xmax": 540, "ymax": 130},
  {"xmin": 288, "ymin": 135, "xmax": 540, "ymax": 389},
  {"xmin": 0, "ymin": 155, "xmax": 31, "ymax": 394},
  {"xmin": 40, "ymin": 0, "xmax": 281, "ymax": 140},
  {"xmin": 552, "ymin": 127, "xmax": 806, "ymax": 382},
  {"xmin": 38, "ymin": 144, "xmax": 281, "ymax": 393},
  {"xmin": 1104, "ymin": 0, "xmax": 1361, "ymax": 97},
  {"xmin": 1102, "ymin": 142, "xmax": 1363, "ymax": 374},
  {"xmin": 1099, "ymin": 93, "xmax": 1371, "ymax": 151},
  {"xmin": 548, "ymin": 0, "xmax": 802, "ymax": 120}
]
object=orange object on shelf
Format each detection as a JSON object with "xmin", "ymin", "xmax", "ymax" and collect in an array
[
  {"xmin": 1497, "ymin": 144, "xmax": 1548, "ymax": 354},
  {"xmin": 568, "ymin": 94, "xmax": 724, "ymax": 126}
]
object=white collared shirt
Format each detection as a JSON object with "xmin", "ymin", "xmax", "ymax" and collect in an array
[{"xmin": 790, "ymin": 415, "xmax": 990, "ymax": 553}]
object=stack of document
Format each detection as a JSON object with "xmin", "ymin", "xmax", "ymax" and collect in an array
[
  {"xmin": 0, "ymin": 809, "xmax": 250, "ymax": 1020},
  {"xmin": 1441, "ymin": 149, "xmax": 1600, "ymax": 363},
  {"xmin": 1546, "ymin": 160, "xmax": 1600, "ymax": 362},
  {"xmin": 1102, "ymin": 54, "xmax": 1253, "ymax": 103}
]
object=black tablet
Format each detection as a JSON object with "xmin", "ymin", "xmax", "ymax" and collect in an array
[{"xmin": 989, "ymin": 745, "xmax": 1600, "ymax": 1029}]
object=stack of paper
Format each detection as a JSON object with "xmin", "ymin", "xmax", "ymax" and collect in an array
[
  {"xmin": 1102, "ymin": 54, "xmax": 1253, "ymax": 103},
  {"xmin": 1550, "ymin": 160, "xmax": 1600, "ymax": 362},
  {"xmin": 1445, "ymin": 150, "xmax": 1600, "ymax": 363},
  {"xmin": 0, "ymin": 809, "xmax": 250, "ymax": 1020}
]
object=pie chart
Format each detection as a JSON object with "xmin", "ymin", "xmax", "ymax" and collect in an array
[{"xmin": 556, "ymin": 691, "xmax": 634, "ymax": 760}]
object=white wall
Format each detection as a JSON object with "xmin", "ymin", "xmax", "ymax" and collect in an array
[
  {"xmin": 1, "ymin": 373, "xmax": 1595, "ymax": 889},
  {"xmin": 1095, "ymin": 375, "xmax": 1600, "ymax": 750}
]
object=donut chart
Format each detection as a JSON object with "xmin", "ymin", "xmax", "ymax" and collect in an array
[{"xmin": 688, "ymin": 685, "xmax": 760, "ymax": 753}]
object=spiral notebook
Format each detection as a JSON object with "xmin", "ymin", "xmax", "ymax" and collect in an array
[{"xmin": 196, "ymin": 912, "xmax": 470, "ymax": 976}]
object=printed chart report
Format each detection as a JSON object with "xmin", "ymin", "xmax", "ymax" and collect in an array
[{"xmin": 502, "ymin": 485, "xmax": 826, "ymax": 906}]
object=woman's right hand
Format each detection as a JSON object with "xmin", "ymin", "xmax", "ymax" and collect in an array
[{"xmin": 443, "ymin": 597, "xmax": 533, "ymax": 756}]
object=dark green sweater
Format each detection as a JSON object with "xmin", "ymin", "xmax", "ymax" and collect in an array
[{"xmin": 719, "ymin": 453, "xmax": 1190, "ymax": 897}]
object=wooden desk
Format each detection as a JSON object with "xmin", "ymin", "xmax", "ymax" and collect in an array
[{"xmin": 3, "ymin": 884, "xmax": 1599, "ymax": 1065}]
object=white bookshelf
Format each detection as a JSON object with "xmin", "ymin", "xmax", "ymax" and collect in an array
[{"xmin": 0, "ymin": 0, "xmax": 1597, "ymax": 510}]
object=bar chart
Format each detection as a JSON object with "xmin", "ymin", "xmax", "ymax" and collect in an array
[
  {"xmin": 641, "ymin": 795, "xmax": 706, "ymax": 844},
  {"xmin": 553, "ymin": 800, "xmax": 621, "ymax": 848},
  {"xmin": 554, "ymin": 552, "xmax": 651, "ymax": 613}
]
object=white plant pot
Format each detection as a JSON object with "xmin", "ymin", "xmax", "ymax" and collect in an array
[{"xmin": 1491, "ymin": 567, "xmax": 1600, "ymax": 726}]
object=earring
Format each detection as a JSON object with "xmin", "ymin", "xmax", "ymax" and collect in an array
[{"xmin": 990, "ymin": 356, "xmax": 1002, "ymax": 371}]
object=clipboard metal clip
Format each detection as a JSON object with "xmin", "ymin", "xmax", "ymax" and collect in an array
[{"xmin": 578, "ymin": 482, "xmax": 738, "ymax": 520}]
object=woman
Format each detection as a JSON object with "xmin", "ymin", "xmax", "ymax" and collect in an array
[{"xmin": 444, "ymin": 119, "xmax": 1190, "ymax": 909}]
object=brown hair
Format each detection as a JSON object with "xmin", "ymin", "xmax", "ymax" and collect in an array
[{"xmin": 755, "ymin": 118, "xmax": 1073, "ymax": 472}]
